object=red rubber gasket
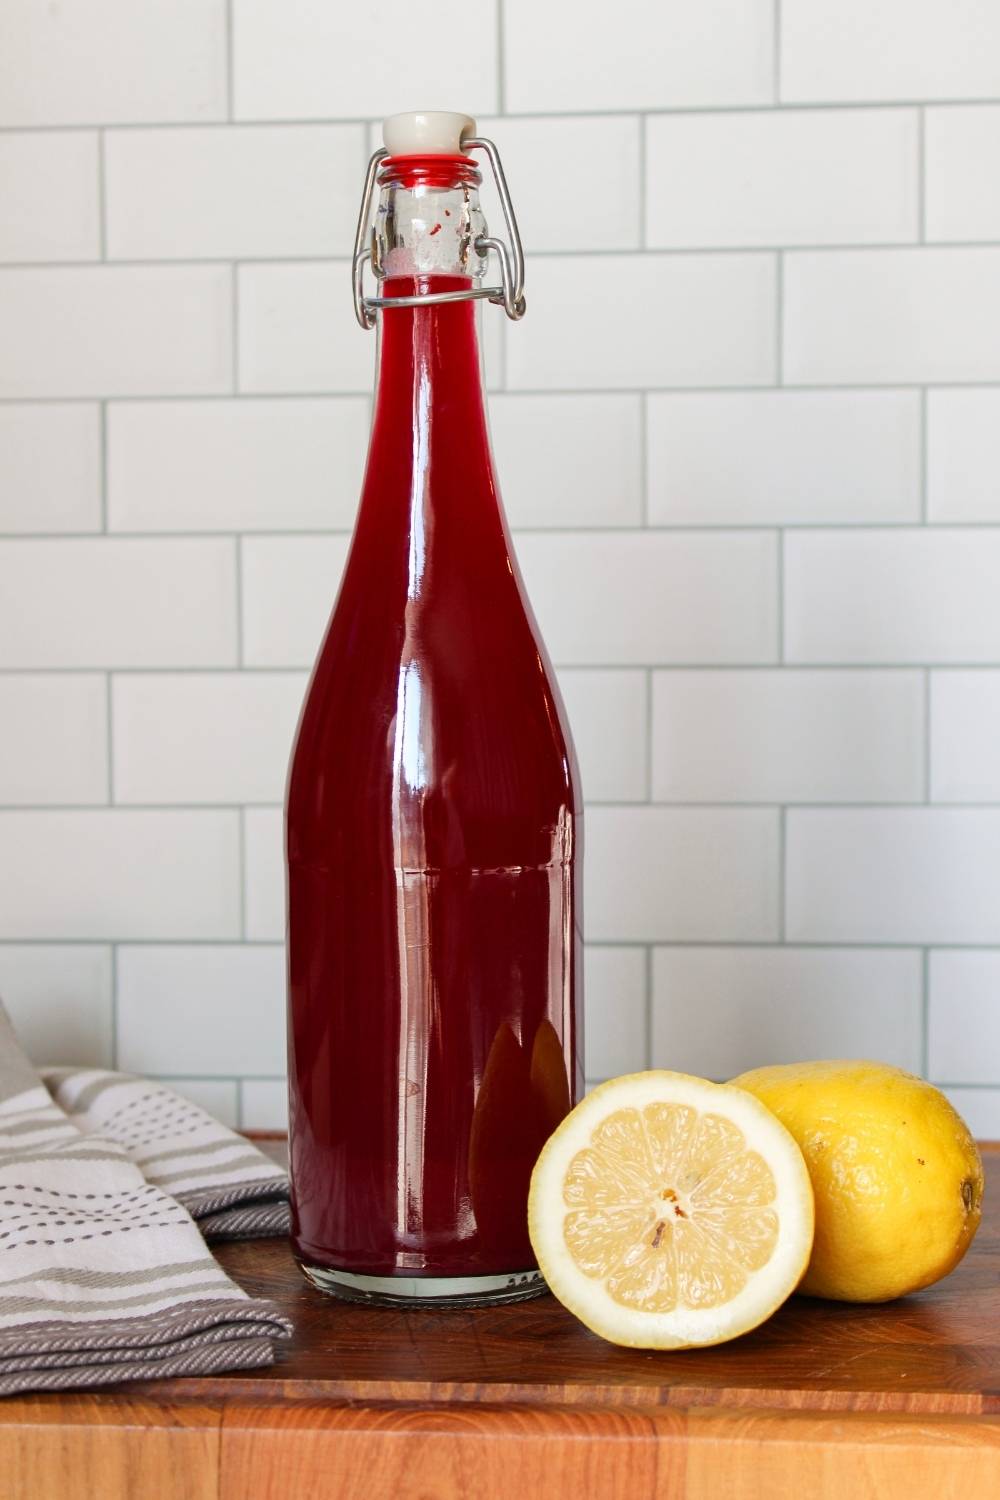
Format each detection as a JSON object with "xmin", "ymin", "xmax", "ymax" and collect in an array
[{"xmin": 379, "ymin": 153, "xmax": 481, "ymax": 189}]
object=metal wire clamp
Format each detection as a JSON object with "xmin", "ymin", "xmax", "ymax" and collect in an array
[{"xmin": 352, "ymin": 137, "xmax": 527, "ymax": 330}]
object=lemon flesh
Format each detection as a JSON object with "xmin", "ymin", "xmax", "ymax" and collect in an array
[
  {"xmin": 528, "ymin": 1071, "xmax": 814, "ymax": 1349},
  {"xmin": 731, "ymin": 1060, "xmax": 985, "ymax": 1303}
]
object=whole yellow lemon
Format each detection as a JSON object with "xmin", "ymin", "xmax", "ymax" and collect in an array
[{"xmin": 730, "ymin": 1060, "xmax": 984, "ymax": 1303}]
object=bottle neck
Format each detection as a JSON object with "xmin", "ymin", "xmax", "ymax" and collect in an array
[
  {"xmin": 356, "ymin": 165, "xmax": 500, "ymax": 542},
  {"xmin": 373, "ymin": 272, "xmax": 490, "ymax": 450}
]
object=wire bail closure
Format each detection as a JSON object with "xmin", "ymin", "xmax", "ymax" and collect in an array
[{"xmin": 352, "ymin": 137, "xmax": 527, "ymax": 331}]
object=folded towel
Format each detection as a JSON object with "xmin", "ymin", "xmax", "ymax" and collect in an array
[{"xmin": 0, "ymin": 1003, "xmax": 293, "ymax": 1396}]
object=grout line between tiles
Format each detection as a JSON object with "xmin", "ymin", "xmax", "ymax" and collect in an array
[
  {"xmin": 2, "ymin": 517, "xmax": 983, "ymax": 537},
  {"xmin": 2, "ymin": 938, "xmax": 999, "ymax": 952},
  {"xmin": 9, "ymin": 520, "xmax": 1000, "ymax": 541},
  {"xmin": 7, "ymin": 381, "xmax": 1000, "ymax": 405},
  {"xmin": 10, "ymin": 796, "xmax": 1000, "ymax": 812},
  {"xmin": 11, "ymin": 101, "xmax": 1000, "ymax": 133},
  {"xmin": 773, "ymin": 0, "xmax": 782, "ymax": 103},
  {"xmin": 150, "ymin": 1073, "xmax": 243, "ymax": 1083},
  {"xmin": 14, "ymin": 239, "xmax": 1000, "ymax": 274},
  {"xmin": 5, "ymin": 663, "xmax": 1000, "ymax": 676}
]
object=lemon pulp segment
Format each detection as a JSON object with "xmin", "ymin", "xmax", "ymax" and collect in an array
[{"xmin": 564, "ymin": 1104, "xmax": 780, "ymax": 1312}]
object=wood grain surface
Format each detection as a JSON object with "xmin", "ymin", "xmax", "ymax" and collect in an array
[{"xmin": 1, "ymin": 1144, "xmax": 996, "ymax": 1499}]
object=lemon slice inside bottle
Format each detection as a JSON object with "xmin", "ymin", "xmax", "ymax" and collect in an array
[{"xmin": 528, "ymin": 1071, "xmax": 815, "ymax": 1348}]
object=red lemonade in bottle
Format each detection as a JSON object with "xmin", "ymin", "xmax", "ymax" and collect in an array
[{"xmin": 286, "ymin": 112, "xmax": 583, "ymax": 1304}]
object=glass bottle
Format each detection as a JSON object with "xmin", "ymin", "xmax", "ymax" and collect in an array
[{"xmin": 285, "ymin": 112, "xmax": 583, "ymax": 1305}]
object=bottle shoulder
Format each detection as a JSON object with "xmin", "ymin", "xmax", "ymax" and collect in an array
[{"xmin": 288, "ymin": 625, "xmax": 580, "ymax": 863}]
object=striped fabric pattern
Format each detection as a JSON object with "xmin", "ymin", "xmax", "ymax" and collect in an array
[
  {"xmin": 41, "ymin": 1066, "xmax": 290, "ymax": 1236},
  {"xmin": 0, "ymin": 1005, "xmax": 292, "ymax": 1395}
]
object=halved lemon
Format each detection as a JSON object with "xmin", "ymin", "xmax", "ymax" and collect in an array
[{"xmin": 528, "ymin": 1071, "xmax": 815, "ymax": 1348}]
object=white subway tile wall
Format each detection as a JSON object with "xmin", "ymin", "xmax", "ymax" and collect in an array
[
  {"xmin": 785, "ymin": 249, "xmax": 1000, "ymax": 385},
  {"xmin": 104, "ymin": 125, "xmax": 364, "ymax": 261},
  {"xmin": 507, "ymin": 254, "xmax": 777, "ymax": 390},
  {"xmin": 645, "ymin": 110, "xmax": 919, "ymax": 249},
  {"xmin": 0, "ymin": 947, "xmax": 113, "ymax": 1067},
  {"xmin": 930, "ymin": 672, "xmax": 1000, "ymax": 802},
  {"xmin": 0, "ymin": 266, "xmax": 233, "ymax": 399},
  {"xmin": 651, "ymin": 948, "xmax": 924, "ymax": 1079},
  {"xmin": 232, "ymin": 0, "xmax": 498, "ymax": 122},
  {"xmin": 2, "ymin": 2, "xmax": 999, "ymax": 1132},
  {"xmin": 111, "ymin": 672, "xmax": 307, "ymax": 804},
  {"xmin": 927, "ymin": 389, "xmax": 1000, "ymax": 522},
  {"xmin": 584, "ymin": 947, "xmax": 649, "ymax": 1085},
  {"xmin": 161, "ymin": 1079, "xmax": 240, "ymax": 1129},
  {"xmin": 557, "ymin": 670, "xmax": 648, "ymax": 803},
  {"xmin": 504, "ymin": 0, "xmax": 774, "ymax": 112},
  {"xmin": 237, "ymin": 263, "xmax": 376, "ymax": 394},
  {"xmin": 0, "ymin": 133, "xmax": 101, "ymax": 262},
  {"xmin": 517, "ymin": 532, "xmax": 779, "ymax": 665},
  {"xmin": 478, "ymin": 115, "xmax": 642, "ymax": 253},
  {"xmin": 0, "ymin": 676, "xmax": 109, "ymax": 806},
  {"xmin": 0, "ymin": 1, "xmax": 227, "ymax": 127},
  {"xmin": 490, "ymin": 395, "xmax": 643, "ymax": 528},
  {"xmin": 0, "ymin": 405, "xmax": 102, "ymax": 533},
  {"xmin": 928, "ymin": 951, "xmax": 1000, "ymax": 1086},
  {"xmin": 925, "ymin": 107, "xmax": 1000, "ymax": 243},
  {"xmin": 243, "ymin": 808, "xmax": 284, "ymax": 943},
  {"xmin": 648, "ymin": 391, "xmax": 921, "ymax": 526},
  {"xmin": 651, "ymin": 670, "xmax": 925, "ymax": 803},
  {"xmin": 117, "ymin": 945, "xmax": 285, "ymax": 1075},
  {"xmin": 107, "ymin": 398, "xmax": 369, "ymax": 532}
]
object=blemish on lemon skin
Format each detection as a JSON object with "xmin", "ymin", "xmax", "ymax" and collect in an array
[{"xmin": 917, "ymin": 1157, "xmax": 925, "ymax": 1166}]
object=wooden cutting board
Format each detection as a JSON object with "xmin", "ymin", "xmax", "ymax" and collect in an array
[{"xmin": 1, "ymin": 1144, "xmax": 997, "ymax": 1499}]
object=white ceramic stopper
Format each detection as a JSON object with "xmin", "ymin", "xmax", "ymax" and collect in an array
[{"xmin": 382, "ymin": 111, "xmax": 476, "ymax": 156}]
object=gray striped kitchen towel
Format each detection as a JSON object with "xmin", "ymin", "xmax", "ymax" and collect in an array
[{"xmin": 0, "ymin": 1003, "xmax": 292, "ymax": 1396}]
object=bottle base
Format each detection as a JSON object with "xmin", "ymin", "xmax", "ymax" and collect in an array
[{"xmin": 297, "ymin": 1262, "xmax": 548, "ymax": 1308}]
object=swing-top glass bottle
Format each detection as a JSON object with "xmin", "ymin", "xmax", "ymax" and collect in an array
[{"xmin": 285, "ymin": 112, "xmax": 583, "ymax": 1306}]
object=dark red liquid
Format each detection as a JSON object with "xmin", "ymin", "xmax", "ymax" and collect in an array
[{"xmin": 286, "ymin": 274, "xmax": 583, "ymax": 1280}]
